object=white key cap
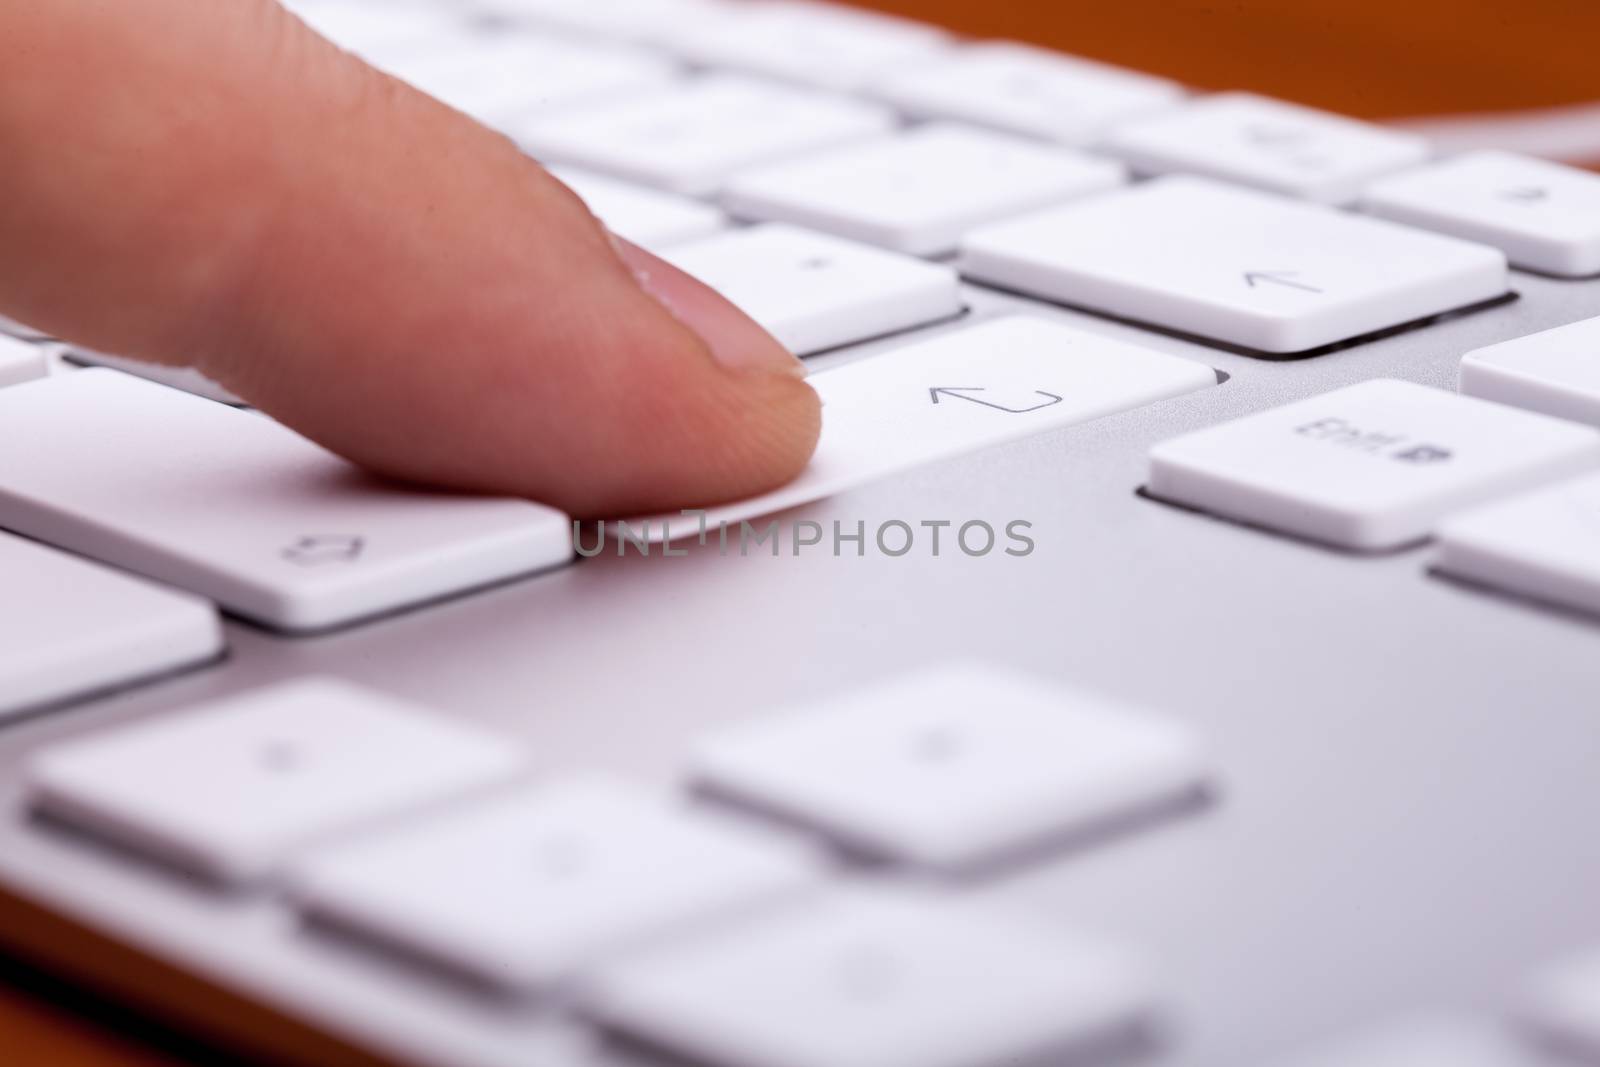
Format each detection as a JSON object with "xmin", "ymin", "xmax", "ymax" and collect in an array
[
  {"xmin": 0, "ymin": 333, "xmax": 47, "ymax": 388},
  {"xmin": 657, "ymin": 225, "xmax": 962, "ymax": 355},
  {"xmin": 381, "ymin": 36, "xmax": 677, "ymax": 133},
  {"xmin": 721, "ymin": 124, "xmax": 1126, "ymax": 257},
  {"xmin": 27, "ymin": 679, "xmax": 524, "ymax": 884},
  {"xmin": 289, "ymin": 778, "xmax": 818, "ymax": 991},
  {"xmin": 1148, "ymin": 378, "xmax": 1600, "ymax": 551},
  {"xmin": 1361, "ymin": 151, "xmax": 1600, "ymax": 277},
  {"xmin": 625, "ymin": 316, "xmax": 1214, "ymax": 541},
  {"xmin": 1275, "ymin": 1017, "xmax": 1537, "ymax": 1067},
  {"xmin": 64, "ymin": 348, "xmax": 243, "ymax": 406},
  {"xmin": 960, "ymin": 175, "xmax": 1508, "ymax": 353},
  {"xmin": 517, "ymin": 76, "xmax": 895, "ymax": 196},
  {"xmin": 674, "ymin": 1, "xmax": 949, "ymax": 93},
  {"xmin": 872, "ymin": 42, "xmax": 1184, "ymax": 147},
  {"xmin": 0, "ymin": 371, "xmax": 572, "ymax": 632},
  {"xmin": 1435, "ymin": 472, "xmax": 1600, "ymax": 617},
  {"xmin": 1523, "ymin": 950, "xmax": 1600, "ymax": 1059},
  {"xmin": 549, "ymin": 166, "xmax": 725, "ymax": 250},
  {"xmin": 586, "ymin": 889, "xmax": 1155, "ymax": 1067},
  {"xmin": 1105, "ymin": 93, "xmax": 1430, "ymax": 205},
  {"xmin": 692, "ymin": 663, "xmax": 1206, "ymax": 870},
  {"xmin": 480, "ymin": 0, "xmax": 737, "ymax": 48},
  {"xmin": 0, "ymin": 534, "xmax": 221, "ymax": 719},
  {"xmin": 1459, "ymin": 316, "xmax": 1600, "ymax": 427}
]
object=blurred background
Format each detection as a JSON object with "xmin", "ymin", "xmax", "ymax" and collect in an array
[
  {"xmin": 861, "ymin": 0, "xmax": 1600, "ymax": 118},
  {"xmin": 862, "ymin": 0, "xmax": 1600, "ymax": 164},
  {"xmin": 7, "ymin": 1, "xmax": 1600, "ymax": 1065}
]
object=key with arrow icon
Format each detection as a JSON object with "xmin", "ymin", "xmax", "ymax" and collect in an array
[
  {"xmin": 960, "ymin": 176, "xmax": 1507, "ymax": 352},
  {"xmin": 619, "ymin": 317, "xmax": 1217, "ymax": 544}
]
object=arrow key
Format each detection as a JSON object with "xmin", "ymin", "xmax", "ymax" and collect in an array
[{"xmin": 961, "ymin": 175, "xmax": 1507, "ymax": 353}]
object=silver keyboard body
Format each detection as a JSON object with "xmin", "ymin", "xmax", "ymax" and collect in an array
[{"xmin": 3, "ymin": 5, "xmax": 1599, "ymax": 1067}]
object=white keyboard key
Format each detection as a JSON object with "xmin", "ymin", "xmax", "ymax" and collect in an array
[
  {"xmin": 27, "ymin": 679, "xmax": 524, "ymax": 884},
  {"xmin": 960, "ymin": 175, "xmax": 1508, "ymax": 353},
  {"xmin": 1435, "ymin": 472, "xmax": 1600, "ymax": 617},
  {"xmin": 1460, "ymin": 316, "xmax": 1600, "ymax": 427},
  {"xmin": 1523, "ymin": 950, "xmax": 1600, "ymax": 1059},
  {"xmin": 480, "ymin": 0, "xmax": 737, "ymax": 48},
  {"xmin": 586, "ymin": 889, "xmax": 1155, "ymax": 1067},
  {"xmin": 0, "ymin": 372, "xmax": 572, "ymax": 632},
  {"xmin": 1105, "ymin": 93, "xmax": 1430, "ymax": 205},
  {"xmin": 382, "ymin": 36, "xmax": 677, "ymax": 133},
  {"xmin": 626, "ymin": 316, "xmax": 1214, "ymax": 540},
  {"xmin": 0, "ymin": 534, "xmax": 222, "ymax": 719},
  {"xmin": 549, "ymin": 165, "xmax": 725, "ymax": 250},
  {"xmin": 517, "ymin": 76, "xmax": 895, "ymax": 196},
  {"xmin": 64, "ymin": 348, "xmax": 243, "ymax": 406},
  {"xmin": 0, "ymin": 333, "xmax": 46, "ymax": 388},
  {"xmin": 693, "ymin": 663, "xmax": 1206, "ymax": 870},
  {"xmin": 289, "ymin": 778, "xmax": 818, "ymax": 991},
  {"xmin": 1362, "ymin": 151, "xmax": 1600, "ymax": 277},
  {"xmin": 721, "ymin": 124, "xmax": 1126, "ymax": 256},
  {"xmin": 1148, "ymin": 378, "xmax": 1600, "ymax": 551},
  {"xmin": 1276, "ymin": 1017, "xmax": 1537, "ymax": 1067},
  {"xmin": 656, "ymin": 224, "xmax": 962, "ymax": 355},
  {"xmin": 674, "ymin": 2, "xmax": 949, "ymax": 92},
  {"xmin": 873, "ymin": 42, "xmax": 1184, "ymax": 146}
]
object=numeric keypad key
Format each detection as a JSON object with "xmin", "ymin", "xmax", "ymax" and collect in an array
[
  {"xmin": 27, "ymin": 679, "xmax": 525, "ymax": 884},
  {"xmin": 586, "ymin": 890, "xmax": 1156, "ymax": 1067},
  {"xmin": 692, "ymin": 663, "xmax": 1207, "ymax": 870},
  {"xmin": 289, "ymin": 778, "xmax": 819, "ymax": 991}
]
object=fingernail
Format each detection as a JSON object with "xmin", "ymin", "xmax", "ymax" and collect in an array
[{"xmin": 610, "ymin": 234, "xmax": 808, "ymax": 378}]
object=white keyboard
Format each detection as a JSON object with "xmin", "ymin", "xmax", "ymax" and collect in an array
[{"xmin": 5, "ymin": 2, "xmax": 1600, "ymax": 1067}]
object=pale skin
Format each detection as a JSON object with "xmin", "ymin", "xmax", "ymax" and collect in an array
[{"xmin": 0, "ymin": 0, "xmax": 823, "ymax": 518}]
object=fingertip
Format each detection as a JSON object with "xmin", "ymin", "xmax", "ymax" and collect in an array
[{"xmin": 608, "ymin": 238, "xmax": 808, "ymax": 380}]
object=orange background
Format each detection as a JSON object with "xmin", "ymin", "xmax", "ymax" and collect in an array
[
  {"xmin": 7, "ymin": 2, "xmax": 1600, "ymax": 1065},
  {"xmin": 865, "ymin": 0, "xmax": 1600, "ymax": 117}
]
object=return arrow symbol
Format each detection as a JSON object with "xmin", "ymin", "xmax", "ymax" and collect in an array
[{"xmin": 929, "ymin": 387, "xmax": 1064, "ymax": 414}]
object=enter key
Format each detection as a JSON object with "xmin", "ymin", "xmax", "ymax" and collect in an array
[{"xmin": 628, "ymin": 316, "xmax": 1216, "ymax": 542}]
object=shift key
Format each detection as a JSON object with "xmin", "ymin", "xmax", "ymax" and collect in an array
[{"xmin": 0, "ymin": 371, "xmax": 572, "ymax": 632}]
